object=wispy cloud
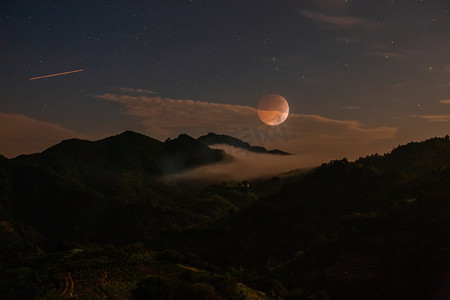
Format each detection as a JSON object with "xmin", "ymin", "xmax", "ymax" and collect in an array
[
  {"xmin": 96, "ymin": 92, "xmax": 258, "ymax": 139},
  {"xmin": 341, "ymin": 106, "xmax": 361, "ymax": 110},
  {"xmin": 437, "ymin": 83, "xmax": 450, "ymax": 88},
  {"xmin": 119, "ymin": 88, "xmax": 156, "ymax": 95},
  {"xmin": 98, "ymin": 90, "xmax": 398, "ymax": 168},
  {"xmin": 0, "ymin": 112, "xmax": 85, "ymax": 158},
  {"xmin": 440, "ymin": 100, "xmax": 450, "ymax": 104},
  {"xmin": 172, "ymin": 146, "xmax": 309, "ymax": 181},
  {"xmin": 419, "ymin": 115, "xmax": 450, "ymax": 122},
  {"xmin": 284, "ymin": 114, "xmax": 396, "ymax": 146},
  {"xmin": 301, "ymin": 10, "xmax": 374, "ymax": 28}
]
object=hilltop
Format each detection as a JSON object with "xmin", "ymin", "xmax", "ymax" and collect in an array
[{"xmin": 198, "ymin": 132, "xmax": 290, "ymax": 155}]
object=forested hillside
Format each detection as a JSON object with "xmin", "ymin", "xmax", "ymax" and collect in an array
[{"xmin": 0, "ymin": 134, "xmax": 449, "ymax": 299}]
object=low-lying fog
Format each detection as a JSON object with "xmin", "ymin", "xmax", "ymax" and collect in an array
[{"xmin": 168, "ymin": 144, "xmax": 320, "ymax": 183}]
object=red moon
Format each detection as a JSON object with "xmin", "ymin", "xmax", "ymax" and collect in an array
[{"xmin": 257, "ymin": 94, "xmax": 289, "ymax": 126}]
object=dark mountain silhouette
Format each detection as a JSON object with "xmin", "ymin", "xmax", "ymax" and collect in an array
[
  {"xmin": 10, "ymin": 131, "xmax": 286, "ymax": 178},
  {"xmin": 164, "ymin": 133, "xmax": 230, "ymax": 173},
  {"xmin": 0, "ymin": 134, "xmax": 449, "ymax": 299},
  {"xmin": 14, "ymin": 130, "xmax": 224, "ymax": 178},
  {"xmin": 163, "ymin": 136, "xmax": 450, "ymax": 299},
  {"xmin": 0, "ymin": 130, "xmax": 288, "ymax": 250},
  {"xmin": 198, "ymin": 132, "xmax": 290, "ymax": 155}
]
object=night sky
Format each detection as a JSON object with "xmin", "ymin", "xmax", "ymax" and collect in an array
[{"xmin": 1, "ymin": 1, "xmax": 449, "ymax": 168}]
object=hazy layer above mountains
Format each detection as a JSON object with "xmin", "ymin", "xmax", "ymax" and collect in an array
[
  {"xmin": 197, "ymin": 132, "xmax": 289, "ymax": 155},
  {"xmin": 170, "ymin": 144, "xmax": 312, "ymax": 182}
]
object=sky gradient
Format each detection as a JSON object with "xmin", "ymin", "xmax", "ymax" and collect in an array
[{"xmin": 1, "ymin": 1, "xmax": 449, "ymax": 167}]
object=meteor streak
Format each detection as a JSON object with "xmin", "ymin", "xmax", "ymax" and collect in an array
[{"xmin": 29, "ymin": 69, "xmax": 84, "ymax": 80}]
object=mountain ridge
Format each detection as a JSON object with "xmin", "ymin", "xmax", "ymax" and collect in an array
[
  {"xmin": 12, "ymin": 131, "xmax": 224, "ymax": 177},
  {"xmin": 198, "ymin": 132, "xmax": 290, "ymax": 155},
  {"xmin": 9, "ymin": 130, "xmax": 289, "ymax": 163}
]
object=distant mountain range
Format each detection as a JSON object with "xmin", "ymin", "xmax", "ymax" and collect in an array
[
  {"xmin": 10, "ymin": 130, "xmax": 288, "ymax": 176},
  {"xmin": 0, "ymin": 130, "xmax": 290, "ymax": 250},
  {"xmin": 197, "ymin": 132, "xmax": 290, "ymax": 155}
]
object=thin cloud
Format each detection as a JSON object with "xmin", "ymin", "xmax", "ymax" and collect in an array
[
  {"xmin": 170, "ymin": 146, "xmax": 313, "ymax": 182},
  {"xmin": 439, "ymin": 100, "xmax": 450, "ymax": 104},
  {"xmin": 342, "ymin": 106, "xmax": 361, "ymax": 110},
  {"xmin": 301, "ymin": 10, "xmax": 374, "ymax": 28},
  {"xmin": 119, "ymin": 88, "xmax": 157, "ymax": 95},
  {"xmin": 96, "ymin": 92, "xmax": 258, "ymax": 139},
  {"xmin": 419, "ymin": 115, "xmax": 450, "ymax": 122},
  {"xmin": 282, "ymin": 114, "xmax": 396, "ymax": 146},
  {"xmin": 98, "ymin": 91, "xmax": 398, "ymax": 169},
  {"xmin": 437, "ymin": 83, "xmax": 450, "ymax": 88},
  {"xmin": 0, "ymin": 112, "xmax": 85, "ymax": 158}
]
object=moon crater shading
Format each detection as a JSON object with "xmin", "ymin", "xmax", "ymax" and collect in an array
[{"xmin": 257, "ymin": 94, "xmax": 289, "ymax": 126}]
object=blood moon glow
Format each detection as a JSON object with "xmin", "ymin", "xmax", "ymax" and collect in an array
[{"xmin": 257, "ymin": 94, "xmax": 289, "ymax": 126}]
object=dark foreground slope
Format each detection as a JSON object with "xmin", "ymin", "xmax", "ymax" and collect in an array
[
  {"xmin": 0, "ymin": 135, "xmax": 449, "ymax": 299},
  {"xmin": 0, "ymin": 131, "xmax": 231, "ymax": 251},
  {"xmin": 0, "ymin": 130, "xmax": 283, "ymax": 253},
  {"xmin": 164, "ymin": 137, "xmax": 450, "ymax": 299}
]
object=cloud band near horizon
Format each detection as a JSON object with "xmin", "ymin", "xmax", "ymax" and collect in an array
[
  {"xmin": 0, "ymin": 88, "xmax": 399, "ymax": 164},
  {"xmin": 0, "ymin": 112, "xmax": 85, "ymax": 158},
  {"xmin": 97, "ymin": 89, "xmax": 397, "ymax": 163}
]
